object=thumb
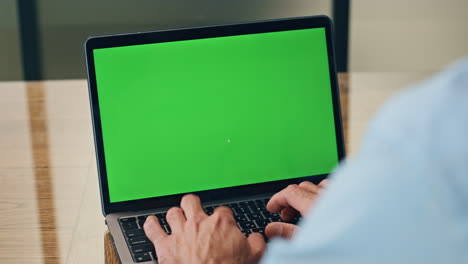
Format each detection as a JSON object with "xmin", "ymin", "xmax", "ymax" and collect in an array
[{"xmin": 265, "ymin": 222, "xmax": 298, "ymax": 239}]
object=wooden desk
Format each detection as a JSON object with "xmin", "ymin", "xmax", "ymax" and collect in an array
[
  {"xmin": 0, "ymin": 72, "xmax": 427, "ymax": 263},
  {"xmin": 105, "ymin": 231, "xmax": 120, "ymax": 264}
]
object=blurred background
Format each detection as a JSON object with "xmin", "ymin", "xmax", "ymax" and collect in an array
[
  {"xmin": 1, "ymin": 0, "xmax": 466, "ymax": 81},
  {"xmin": 0, "ymin": 2, "xmax": 467, "ymax": 263}
]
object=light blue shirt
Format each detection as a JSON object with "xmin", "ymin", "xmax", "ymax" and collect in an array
[{"xmin": 262, "ymin": 58, "xmax": 468, "ymax": 264}]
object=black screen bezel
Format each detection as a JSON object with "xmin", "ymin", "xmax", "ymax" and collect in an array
[{"xmin": 85, "ymin": 15, "xmax": 345, "ymax": 216}]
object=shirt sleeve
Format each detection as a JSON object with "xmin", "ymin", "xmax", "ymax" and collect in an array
[{"xmin": 261, "ymin": 58, "xmax": 468, "ymax": 264}]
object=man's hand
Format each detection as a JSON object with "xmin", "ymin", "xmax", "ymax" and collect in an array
[
  {"xmin": 265, "ymin": 179, "xmax": 328, "ymax": 240},
  {"xmin": 144, "ymin": 194, "xmax": 266, "ymax": 264}
]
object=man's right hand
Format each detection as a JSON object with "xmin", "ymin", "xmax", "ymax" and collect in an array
[{"xmin": 265, "ymin": 179, "xmax": 328, "ymax": 240}]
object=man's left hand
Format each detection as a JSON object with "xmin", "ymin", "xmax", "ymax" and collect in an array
[{"xmin": 143, "ymin": 194, "xmax": 266, "ymax": 264}]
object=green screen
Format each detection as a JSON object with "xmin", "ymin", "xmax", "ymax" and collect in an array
[{"xmin": 93, "ymin": 27, "xmax": 338, "ymax": 203}]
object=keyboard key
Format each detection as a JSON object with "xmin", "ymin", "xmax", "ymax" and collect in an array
[
  {"xmin": 290, "ymin": 216, "xmax": 302, "ymax": 224},
  {"xmin": 131, "ymin": 244, "xmax": 154, "ymax": 254},
  {"xmin": 249, "ymin": 204, "xmax": 265, "ymax": 212},
  {"xmin": 232, "ymin": 207, "xmax": 241, "ymax": 215},
  {"xmin": 137, "ymin": 215, "xmax": 149, "ymax": 221},
  {"xmin": 238, "ymin": 221, "xmax": 256, "ymax": 230},
  {"xmin": 246, "ymin": 213, "xmax": 263, "ymax": 221},
  {"xmin": 155, "ymin": 214, "xmax": 167, "ymax": 225},
  {"xmin": 261, "ymin": 211, "xmax": 280, "ymax": 218},
  {"xmin": 270, "ymin": 216, "xmax": 282, "ymax": 222},
  {"xmin": 254, "ymin": 219, "xmax": 270, "ymax": 228},
  {"xmin": 229, "ymin": 203, "xmax": 239, "ymax": 208},
  {"xmin": 120, "ymin": 217, "xmax": 136, "ymax": 223},
  {"xmin": 251, "ymin": 228, "xmax": 265, "ymax": 235},
  {"xmin": 125, "ymin": 229, "xmax": 145, "ymax": 238},
  {"xmin": 254, "ymin": 199, "xmax": 264, "ymax": 206},
  {"xmin": 129, "ymin": 236, "xmax": 151, "ymax": 246},
  {"xmin": 233, "ymin": 206, "xmax": 251, "ymax": 215},
  {"xmin": 235, "ymin": 214, "xmax": 248, "ymax": 222},
  {"xmin": 121, "ymin": 222, "xmax": 138, "ymax": 230},
  {"xmin": 138, "ymin": 220, "xmax": 146, "ymax": 228},
  {"xmin": 261, "ymin": 211, "xmax": 272, "ymax": 218},
  {"xmin": 155, "ymin": 213, "xmax": 166, "ymax": 219},
  {"xmin": 241, "ymin": 229, "xmax": 252, "ymax": 236},
  {"xmin": 134, "ymin": 252, "xmax": 151, "ymax": 262}
]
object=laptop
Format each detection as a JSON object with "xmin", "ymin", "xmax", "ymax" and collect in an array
[{"xmin": 85, "ymin": 15, "xmax": 345, "ymax": 263}]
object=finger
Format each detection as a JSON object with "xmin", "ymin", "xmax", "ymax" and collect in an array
[
  {"xmin": 247, "ymin": 232, "xmax": 266, "ymax": 260},
  {"xmin": 267, "ymin": 184, "xmax": 316, "ymax": 215},
  {"xmin": 213, "ymin": 206, "xmax": 234, "ymax": 217},
  {"xmin": 298, "ymin": 181, "xmax": 320, "ymax": 193},
  {"xmin": 280, "ymin": 206, "xmax": 298, "ymax": 222},
  {"xmin": 212, "ymin": 206, "xmax": 235, "ymax": 224},
  {"xmin": 166, "ymin": 207, "xmax": 186, "ymax": 232},
  {"xmin": 265, "ymin": 222, "xmax": 298, "ymax": 239},
  {"xmin": 180, "ymin": 194, "xmax": 207, "ymax": 221},
  {"xmin": 144, "ymin": 216, "xmax": 168, "ymax": 244},
  {"xmin": 319, "ymin": 179, "xmax": 329, "ymax": 189}
]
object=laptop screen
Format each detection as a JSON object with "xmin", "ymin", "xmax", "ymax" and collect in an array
[{"xmin": 93, "ymin": 27, "xmax": 339, "ymax": 203}]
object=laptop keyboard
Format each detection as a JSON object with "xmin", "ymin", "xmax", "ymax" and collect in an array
[{"xmin": 118, "ymin": 198, "xmax": 301, "ymax": 263}]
